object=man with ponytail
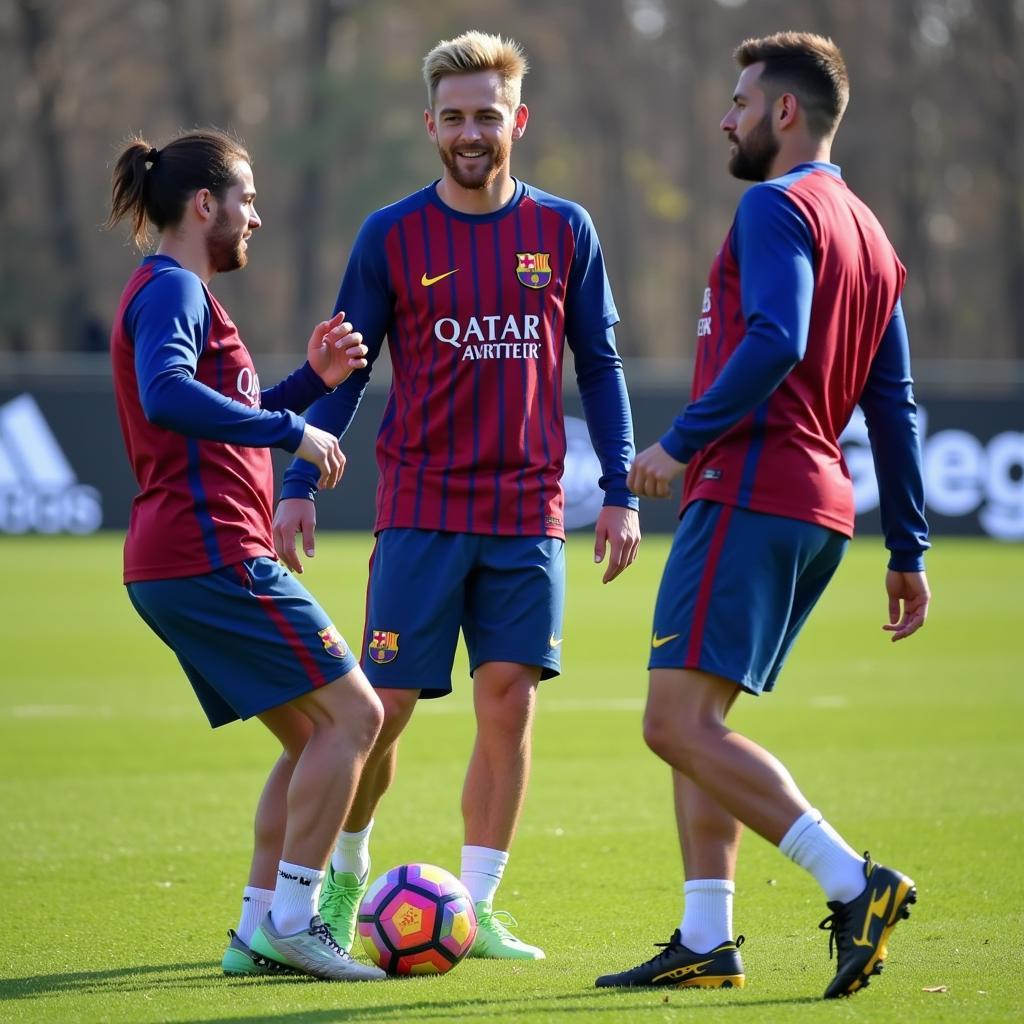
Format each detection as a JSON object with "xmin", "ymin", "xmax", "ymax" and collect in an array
[{"xmin": 108, "ymin": 128, "xmax": 387, "ymax": 982}]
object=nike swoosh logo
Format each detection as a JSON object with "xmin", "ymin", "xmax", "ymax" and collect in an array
[
  {"xmin": 421, "ymin": 269, "xmax": 459, "ymax": 287},
  {"xmin": 651, "ymin": 632, "xmax": 680, "ymax": 648},
  {"xmin": 548, "ymin": 634, "xmax": 563, "ymax": 648}
]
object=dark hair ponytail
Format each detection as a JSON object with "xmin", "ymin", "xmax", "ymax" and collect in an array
[{"xmin": 106, "ymin": 128, "xmax": 250, "ymax": 250}]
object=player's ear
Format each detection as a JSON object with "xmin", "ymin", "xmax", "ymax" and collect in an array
[
  {"xmin": 776, "ymin": 92, "xmax": 798, "ymax": 130},
  {"xmin": 512, "ymin": 103, "xmax": 529, "ymax": 140},
  {"xmin": 424, "ymin": 108, "xmax": 437, "ymax": 140},
  {"xmin": 194, "ymin": 188, "xmax": 214, "ymax": 221}
]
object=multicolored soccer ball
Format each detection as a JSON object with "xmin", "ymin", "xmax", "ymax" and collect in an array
[{"xmin": 357, "ymin": 863, "xmax": 478, "ymax": 975}]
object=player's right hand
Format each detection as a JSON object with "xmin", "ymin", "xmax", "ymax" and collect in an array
[
  {"xmin": 296, "ymin": 423, "xmax": 346, "ymax": 491},
  {"xmin": 273, "ymin": 497, "xmax": 318, "ymax": 574}
]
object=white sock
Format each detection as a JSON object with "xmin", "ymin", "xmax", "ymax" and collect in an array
[
  {"xmin": 460, "ymin": 845, "xmax": 509, "ymax": 906},
  {"xmin": 236, "ymin": 885, "xmax": 273, "ymax": 944},
  {"xmin": 779, "ymin": 808, "xmax": 866, "ymax": 904},
  {"xmin": 679, "ymin": 879, "xmax": 734, "ymax": 954},
  {"xmin": 270, "ymin": 861, "xmax": 325, "ymax": 936},
  {"xmin": 331, "ymin": 818, "xmax": 373, "ymax": 880}
]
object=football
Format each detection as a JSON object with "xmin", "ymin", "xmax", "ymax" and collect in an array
[{"xmin": 357, "ymin": 862, "xmax": 478, "ymax": 975}]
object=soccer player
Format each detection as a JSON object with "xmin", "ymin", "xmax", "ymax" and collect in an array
[
  {"xmin": 594, "ymin": 33, "xmax": 930, "ymax": 998},
  {"xmin": 273, "ymin": 31, "xmax": 641, "ymax": 959},
  {"xmin": 107, "ymin": 128, "xmax": 387, "ymax": 982}
]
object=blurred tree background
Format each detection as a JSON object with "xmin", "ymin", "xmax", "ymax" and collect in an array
[{"xmin": 1, "ymin": 0, "xmax": 1022, "ymax": 388}]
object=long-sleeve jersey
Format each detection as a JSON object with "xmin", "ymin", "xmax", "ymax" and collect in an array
[
  {"xmin": 660, "ymin": 163, "xmax": 929, "ymax": 571},
  {"xmin": 111, "ymin": 255, "xmax": 329, "ymax": 582},
  {"xmin": 280, "ymin": 179, "xmax": 638, "ymax": 539}
]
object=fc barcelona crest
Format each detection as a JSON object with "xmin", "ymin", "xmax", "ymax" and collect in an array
[
  {"xmin": 318, "ymin": 624, "xmax": 349, "ymax": 659},
  {"xmin": 369, "ymin": 629, "xmax": 400, "ymax": 664},
  {"xmin": 516, "ymin": 252, "xmax": 552, "ymax": 289}
]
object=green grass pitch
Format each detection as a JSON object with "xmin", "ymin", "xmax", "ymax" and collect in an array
[{"xmin": 1, "ymin": 532, "xmax": 1022, "ymax": 1023}]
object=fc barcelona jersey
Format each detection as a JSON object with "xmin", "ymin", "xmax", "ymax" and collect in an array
[
  {"xmin": 111, "ymin": 256, "xmax": 312, "ymax": 582},
  {"xmin": 281, "ymin": 179, "xmax": 635, "ymax": 538},
  {"xmin": 660, "ymin": 164, "xmax": 928, "ymax": 566}
]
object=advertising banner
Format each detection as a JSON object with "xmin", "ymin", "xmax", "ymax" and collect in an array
[{"xmin": 0, "ymin": 381, "xmax": 1020, "ymax": 540}]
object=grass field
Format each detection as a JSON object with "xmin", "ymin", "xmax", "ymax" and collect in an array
[{"xmin": 1, "ymin": 532, "xmax": 1022, "ymax": 1024}]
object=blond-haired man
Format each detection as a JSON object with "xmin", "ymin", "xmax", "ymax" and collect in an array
[{"xmin": 274, "ymin": 30, "xmax": 640, "ymax": 959}]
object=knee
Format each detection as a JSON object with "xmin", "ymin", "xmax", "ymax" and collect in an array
[
  {"xmin": 312, "ymin": 675, "xmax": 385, "ymax": 755},
  {"xmin": 355, "ymin": 690, "xmax": 385, "ymax": 752},
  {"xmin": 642, "ymin": 709, "xmax": 679, "ymax": 764},
  {"xmin": 375, "ymin": 689, "xmax": 417, "ymax": 744},
  {"xmin": 475, "ymin": 665, "xmax": 538, "ymax": 737},
  {"xmin": 642, "ymin": 705, "xmax": 703, "ymax": 772}
]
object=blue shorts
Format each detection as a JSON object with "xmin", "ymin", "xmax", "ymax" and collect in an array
[
  {"xmin": 126, "ymin": 557, "xmax": 359, "ymax": 728},
  {"xmin": 649, "ymin": 501, "xmax": 848, "ymax": 694},
  {"xmin": 361, "ymin": 529, "xmax": 566, "ymax": 698}
]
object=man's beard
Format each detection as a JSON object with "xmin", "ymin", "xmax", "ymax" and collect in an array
[
  {"xmin": 206, "ymin": 207, "xmax": 247, "ymax": 272},
  {"xmin": 438, "ymin": 138, "xmax": 511, "ymax": 190},
  {"xmin": 729, "ymin": 111, "xmax": 779, "ymax": 182}
]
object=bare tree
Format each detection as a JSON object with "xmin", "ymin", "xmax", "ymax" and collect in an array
[{"xmin": 14, "ymin": 0, "xmax": 100, "ymax": 349}]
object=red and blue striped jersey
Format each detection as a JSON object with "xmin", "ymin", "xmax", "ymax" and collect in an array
[
  {"xmin": 661, "ymin": 164, "xmax": 928, "ymax": 568},
  {"xmin": 281, "ymin": 180, "xmax": 636, "ymax": 538},
  {"xmin": 112, "ymin": 256, "xmax": 319, "ymax": 583}
]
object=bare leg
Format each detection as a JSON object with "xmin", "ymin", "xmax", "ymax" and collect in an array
[
  {"xmin": 673, "ymin": 683, "xmax": 744, "ymax": 879},
  {"xmin": 644, "ymin": 668, "xmax": 810, "ymax": 845},
  {"xmin": 463, "ymin": 662, "xmax": 540, "ymax": 849},
  {"xmin": 276, "ymin": 667, "xmax": 383, "ymax": 868},
  {"xmin": 249, "ymin": 704, "xmax": 315, "ymax": 889},
  {"xmin": 341, "ymin": 687, "xmax": 419, "ymax": 832}
]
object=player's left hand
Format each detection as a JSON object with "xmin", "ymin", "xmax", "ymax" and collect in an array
[
  {"xmin": 593, "ymin": 506, "xmax": 641, "ymax": 584},
  {"xmin": 627, "ymin": 442, "xmax": 687, "ymax": 499},
  {"xmin": 883, "ymin": 569, "xmax": 930, "ymax": 641},
  {"xmin": 307, "ymin": 310, "xmax": 368, "ymax": 389}
]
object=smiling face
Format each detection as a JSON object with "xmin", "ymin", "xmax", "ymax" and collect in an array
[
  {"xmin": 426, "ymin": 71, "xmax": 526, "ymax": 193},
  {"xmin": 720, "ymin": 63, "xmax": 780, "ymax": 182},
  {"xmin": 205, "ymin": 160, "xmax": 261, "ymax": 273}
]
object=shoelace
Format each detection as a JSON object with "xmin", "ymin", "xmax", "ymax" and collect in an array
[
  {"xmin": 320, "ymin": 886, "xmax": 357, "ymax": 914},
  {"xmin": 646, "ymin": 936, "xmax": 686, "ymax": 966},
  {"xmin": 310, "ymin": 918, "xmax": 349, "ymax": 958},
  {"xmin": 483, "ymin": 909, "xmax": 520, "ymax": 939},
  {"xmin": 644, "ymin": 932, "xmax": 744, "ymax": 967},
  {"xmin": 818, "ymin": 906, "xmax": 851, "ymax": 961}
]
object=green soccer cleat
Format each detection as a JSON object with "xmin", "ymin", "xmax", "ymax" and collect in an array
[
  {"xmin": 318, "ymin": 866, "xmax": 368, "ymax": 954},
  {"xmin": 220, "ymin": 928, "xmax": 298, "ymax": 976},
  {"xmin": 249, "ymin": 913, "xmax": 386, "ymax": 981},
  {"xmin": 469, "ymin": 902, "xmax": 546, "ymax": 960},
  {"xmin": 595, "ymin": 931, "xmax": 745, "ymax": 988},
  {"xmin": 820, "ymin": 853, "xmax": 917, "ymax": 999}
]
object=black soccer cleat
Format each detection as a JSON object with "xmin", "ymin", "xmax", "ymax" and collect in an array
[
  {"xmin": 595, "ymin": 931, "xmax": 745, "ymax": 989},
  {"xmin": 819, "ymin": 853, "xmax": 916, "ymax": 998}
]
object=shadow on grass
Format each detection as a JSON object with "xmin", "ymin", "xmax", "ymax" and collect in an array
[
  {"xmin": 0, "ymin": 961, "xmax": 315, "ymax": 1001},
  {"xmin": 0, "ymin": 961, "xmax": 820, "ymax": 1020}
]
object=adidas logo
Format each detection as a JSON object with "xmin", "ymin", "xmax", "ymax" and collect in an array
[{"xmin": 0, "ymin": 393, "xmax": 102, "ymax": 534}]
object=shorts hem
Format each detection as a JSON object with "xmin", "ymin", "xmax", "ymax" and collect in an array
[
  {"xmin": 469, "ymin": 655, "xmax": 561, "ymax": 681},
  {"xmin": 646, "ymin": 655, "xmax": 766, "ymax": 696},
  {"xmin": 216, "ymin": 674, "xmax": 351, "ymax": 728}
]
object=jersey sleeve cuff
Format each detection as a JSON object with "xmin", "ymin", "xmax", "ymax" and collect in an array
[
  {"xmin": 659, "ymin": 427, "xmax": 696, "ymax": 465},
  {"xmin": 887, "ymin": 551, "xmax": 926, "ymax": 572},
  {"xmin": 300, "ymin": 360, "xmax": 335, "ymax": 395},
  {"xmin": 280, "ymin": 477, "xmax": 318, "ymax": 501},
  {"xmin": 602, "ymin": 485, "xmax": 639, "ymax": 510}
]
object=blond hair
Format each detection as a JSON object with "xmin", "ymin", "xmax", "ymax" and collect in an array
[
  {"xmin": 422, "ymin": 30, "xmax": 528, "ymax": 109},
  {"xmin": 734, "ymin": 31, "xmax": 849, "ymax": 139}
]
